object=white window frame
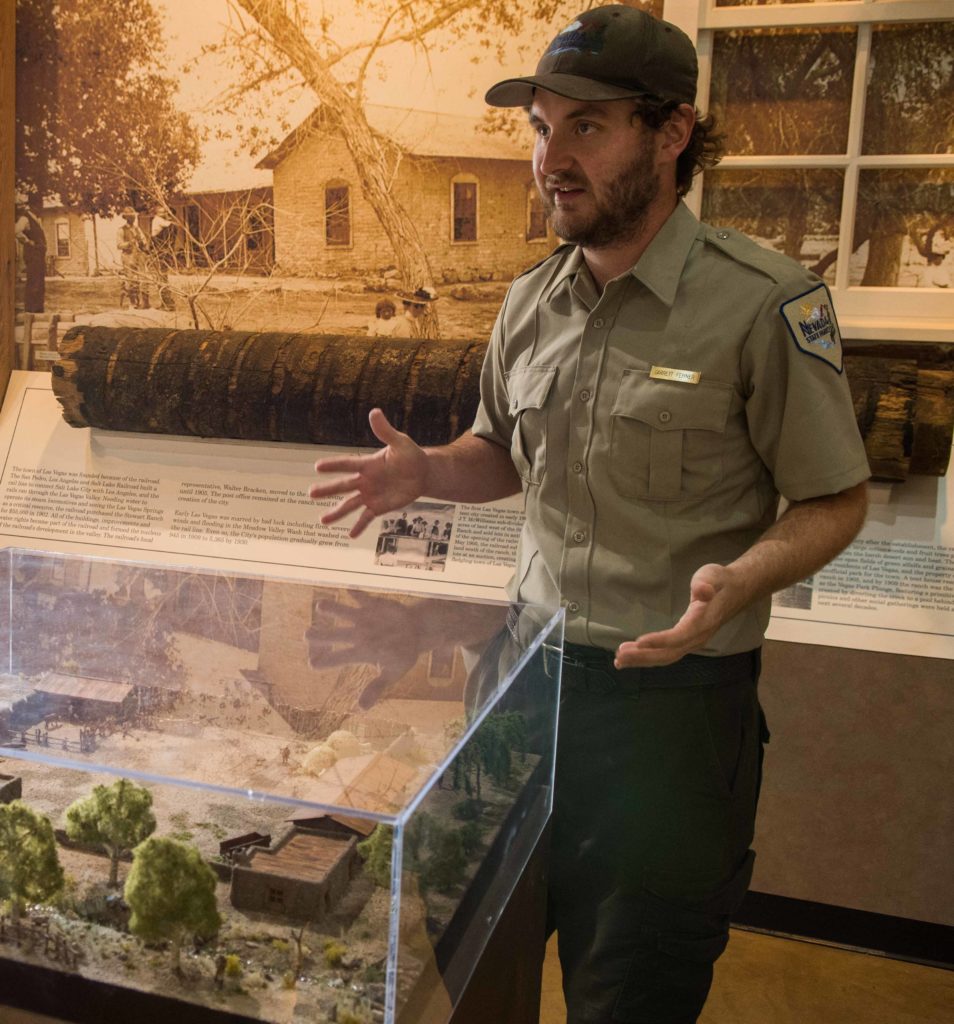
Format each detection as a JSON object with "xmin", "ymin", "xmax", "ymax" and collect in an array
[
  {"xmin": 450, "ymin": 173, "xmax": 479, "ymax": 244},
  {"xmin": 665, "ymin": 0, "xmax": 954, "ymax": 340}
]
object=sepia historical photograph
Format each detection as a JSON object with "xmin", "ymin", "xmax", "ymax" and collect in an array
[
  {"xmin": 13, "ymin": 0, "xmax": 583, "ymax": 351},
  {"xmin": 13, "ymin": 1, "xmax": 954, "ymax": 367}
]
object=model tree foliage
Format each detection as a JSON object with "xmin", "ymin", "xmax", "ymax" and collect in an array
[
  {"xmin": 453, "ymin": 709, "xmax": 527, "ymax": 799},
  {"xmin": 421, "ymin": 825, "xmax": 467, "ymax": 893},
  {"xmin": 357, "ymin": 824, "xmax": 393, "ymax": 888},
  {"xmin": 0, "ymin": 801, "xmax": 64, "ymax": 920},
  {"xmin": 15, "ymin": 0, "xmax": 200, "ymax": 213},
  {"xmin": 124, "ymin": 836, "xmax": 222, "ymax": 971},
  {"xmin": 65, "ymin": 778, "xmax": 157, "ymax": 888}
]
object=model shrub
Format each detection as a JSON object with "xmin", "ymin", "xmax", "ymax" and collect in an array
[{"xmin": 323, "ymin": 938, "xmax": 347, "ymax": 967}]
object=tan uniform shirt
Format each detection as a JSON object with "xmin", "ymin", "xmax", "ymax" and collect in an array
[{"xmin": 472, "ymin": 202, "xmax": 870, "ymax": 655}]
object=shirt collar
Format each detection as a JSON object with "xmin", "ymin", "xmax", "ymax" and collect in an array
[
  {"xmin": 543, "ymin": 245, "xmax": 586, "ymax": 304},
  {"xmin": 543, "ymin": 201, "xmax": 700, "ymax": 308},
  {"xmin": 629, "ymin": 201, "xmax": 699, "ymax": 307}
]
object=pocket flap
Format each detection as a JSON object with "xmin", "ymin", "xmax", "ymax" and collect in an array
[
  {"xmin": 505, "ymin": 365, "xmax": 557, "ymax": 414},
  {"xmin": 611, "ymin": 370, "xmax": 732, "ymax": 432}
]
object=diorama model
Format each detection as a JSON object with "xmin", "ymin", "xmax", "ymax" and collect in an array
[{"xmin": 0, "ymin": 549, "xmax": 560, "ymax": 1024}]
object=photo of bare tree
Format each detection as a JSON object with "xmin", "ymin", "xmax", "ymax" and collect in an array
[
  {"xmin": 704, "ymin": 21, "xmax": 954, "ymax": 289},
  {"xmin": 15, "ymin": 0, "xmax": 633, "ymax": 353}
]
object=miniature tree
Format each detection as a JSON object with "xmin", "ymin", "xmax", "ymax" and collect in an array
[
  {"xmin": 0, "ymin": 801, "xmax": 64, "ymax": 920},
  {"xmin": 357, "ymin": 825, "xmax": 393, "ymax": 889},
  {"xmin": 421, "ymin": 824, "xmax": 467, "ymax": 894},
  {"xmin": 66, "ymin": 778, "xmax": 157, "ymax": 888},
  {"xmin": 124, "ymin": 836, "xmax": 221, "ymax": 972}
]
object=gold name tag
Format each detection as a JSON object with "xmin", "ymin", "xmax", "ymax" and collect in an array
[{"xmin": 650, "ymin": 365, "xmax": 701, "ymax": 385}]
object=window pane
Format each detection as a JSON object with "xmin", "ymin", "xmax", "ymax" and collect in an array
[
  {"xmin": 863, "ymin": 22, "xmax": 954, "ymax": 156},
  {"xmin": 702, "ymin": 168, "xmax": 844, "ymax": 283},
  {"xmin": 851, "ymin": 169, "xmax": 954, "ymax": 287},
  {"xmin": 527, "ymin": 187, "xmax": 547, "ymax": 241},
  {"xmin": 325, "ymin": 185, "xmax": 350, "ymax": 246},
  {"xmin": 710, "ymin": 27, "xmax": 856, "ymax": 155},
  {"xmin": 453, "ymin": 181, "xmax": 477, "ymax": 242},
  {"xmin": 55, "ymin": 222, "xmax": 70, "ymax": 258}
]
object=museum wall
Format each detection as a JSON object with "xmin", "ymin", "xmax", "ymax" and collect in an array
[
  {"xmin": 6, "ymin": 0, "xmax": 953, "ymax": 937},
  {"xmin": 755, "ymin": 640, "xmax": 954, "ymax": 927}
]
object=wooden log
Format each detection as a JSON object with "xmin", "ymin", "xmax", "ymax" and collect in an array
[
  {"xmin": 844, "ymin": 342, "xmax": 954, "ymax": 480},
  {"xmin": 843, "ymin": 356, "xmax": 918, "ymax": 481},
  {"xmin": 910, "ymin": 368, "xmax": 954, "ymax": 476},
  {"xmin": 49, "ymin": 328, "xmax": 954, "ymax": 477},
  {"xmin": 52, "ymin": 327, "xmax": 488, "ymax": 447}
]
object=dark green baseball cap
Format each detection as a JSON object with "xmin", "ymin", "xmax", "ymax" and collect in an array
[{"xmin": 485, "ymin": 5, "xmax": 697, "ymax": 108}]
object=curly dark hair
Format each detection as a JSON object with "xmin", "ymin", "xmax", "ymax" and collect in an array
[{"xmin": 633, "ymin": 101, "xmax": 725, "ymax": 197}]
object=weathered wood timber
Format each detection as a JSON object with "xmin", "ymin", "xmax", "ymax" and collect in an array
[
  {"xmin": 843, "ymin": 356, "xmax": 918, "ymax": 481},
  {"xmin": 844, "ymin": 341, "xmax": 954, "ymax": 480},
  {"xmin": 50, "ymin": 329, "xmax": 953, "ymax": 480},
  {"xmin": 52, "ymin": 327, "xmax": 488, "ymax": 447}
]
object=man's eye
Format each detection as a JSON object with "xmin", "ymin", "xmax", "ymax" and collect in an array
[
  {"xmin": 577, "ymin": 122, "xmax": 596, "ymax": 135},
  {"xmin": 534, "ymin": 124, "xmax": 549, "ymax": 138}
]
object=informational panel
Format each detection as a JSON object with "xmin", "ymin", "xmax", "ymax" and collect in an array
[
  {"xmin": 0, "ymin": 372, "xmax": 522, "ymax": 601},
  {"xmin": 3, "ymin": 371, "xmax": 952, "ymax": 658},
  {"xmin": 767, "ymin": 468, "xmax": 954, "ymax": 659}
]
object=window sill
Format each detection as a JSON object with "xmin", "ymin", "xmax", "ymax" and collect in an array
[{"xmin": 839, "ymin": 315, "xmax": 952, "ymax": 344}]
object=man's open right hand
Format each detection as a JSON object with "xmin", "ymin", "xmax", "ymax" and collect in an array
[{"xmin": 309, "ymin": 408, "xmax": 429, "ymax": 538}]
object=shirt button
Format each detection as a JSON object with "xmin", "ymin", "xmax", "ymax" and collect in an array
[
  {"xmin": 717, "ymin": 230, "xmax": 729, "ymax": 239},
  {"xmin": 579, "ymin": 389, "xmax": 591, "ymax": 402},
  {"xmin": 658, "ymin": 410, "xmax": 672, "ymax": 424},
  {"xmin": 567, "ymin": 601, "xmax": 580, "ymax": 614},
  {"xmin": 572, "ymin": 461, "xmax": 584, "ymax": 473},
  {"xmin": 572, "ymin": 530, "xmax": 586, "ymax": 543},
  {"xmin": 592, "ymin": 318, "xmax": 605, "ymax": 328}
]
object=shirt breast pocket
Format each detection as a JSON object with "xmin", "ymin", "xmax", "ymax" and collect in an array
[
  {"xmin": 609, "ymin": 371, "xmax": 733, "ymax": 501},
  {"xmin": 505, "ymin": 364, "xmax": 557, "ymax": 486}
]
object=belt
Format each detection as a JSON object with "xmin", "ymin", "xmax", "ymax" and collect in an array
[{"xmin": 561, "ymin": 641, "xmax": 759, "ymax": 694}]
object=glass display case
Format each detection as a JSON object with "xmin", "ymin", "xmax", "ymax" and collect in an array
[{"xmin": 0, "ymin": 549, "xmax": 563, "ymax": 1024}]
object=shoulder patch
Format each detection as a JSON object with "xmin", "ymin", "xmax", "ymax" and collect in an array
[{"xmin": 780, "ymin": 284, "xmax": 843, "ymax": 373}]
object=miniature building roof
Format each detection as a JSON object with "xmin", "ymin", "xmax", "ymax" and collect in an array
[
  {"xmin": 35, "ymin": 673, "xmax": 133, "ymax": 704},
  {"xmin": 247, "ymin": 829, "xmax": 352, "ymax": 881},
  {"xmin": 257, "ymin": 103, "xmax": 529, "ymax": 170}
]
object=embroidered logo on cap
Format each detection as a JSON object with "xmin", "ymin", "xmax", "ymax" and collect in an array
[
  {"xmin": 781, "ymin": 284, "xmax": 843, "ymax": 373},
  {"xmin": 546, "ymin": 13, "xmax": 607, "ymax": 58}
]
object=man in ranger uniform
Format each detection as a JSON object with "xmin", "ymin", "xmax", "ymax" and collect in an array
[{"xmin": 311, "ymin": 7, "xmax": 869, "ymax": 1022}]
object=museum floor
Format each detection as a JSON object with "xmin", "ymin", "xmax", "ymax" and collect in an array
[{"xmin": 540, "ymin": 929, "xmax": 954, "ymax": 1024}]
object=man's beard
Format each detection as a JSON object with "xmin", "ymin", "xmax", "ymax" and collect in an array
[{"xmin": 541, "ymin": 145, "xmax": 659, "ymax": 249}]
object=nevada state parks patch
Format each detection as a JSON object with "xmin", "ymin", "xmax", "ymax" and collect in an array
[{"xmin": 780, "ymin": 284, "xmax": 844, "ymax": 373}]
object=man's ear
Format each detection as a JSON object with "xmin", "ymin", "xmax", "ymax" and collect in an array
[{"xmin": 658, "ymin": 103, "xmax": 695, "ymax": 163}]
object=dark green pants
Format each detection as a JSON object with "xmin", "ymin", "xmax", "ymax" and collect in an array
[{"xmin": 548, "ymin": 647, "xmax": 767, "ymax": 1024}]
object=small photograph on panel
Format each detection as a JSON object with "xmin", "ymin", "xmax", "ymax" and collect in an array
[
  {"xmin": 375, "ymin": 501, "xmax": 455, "ymax": 572},
  {"xmin": 773, "ymin": 577, "xmax": 816, "ymax": 611}
]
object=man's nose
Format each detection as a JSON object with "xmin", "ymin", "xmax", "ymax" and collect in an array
[{"xmin": 537, "ymin": 132, "xmax": 574, "ymax": 177}]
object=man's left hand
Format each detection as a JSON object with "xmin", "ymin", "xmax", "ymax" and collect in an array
[{"xmin": 615, "ymin": 563, "xmax": 740, "ymax": 668}]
